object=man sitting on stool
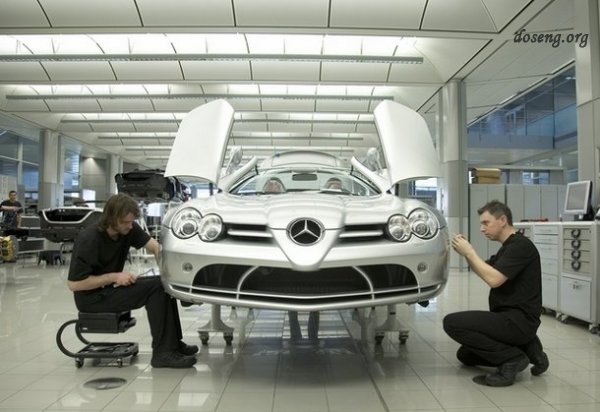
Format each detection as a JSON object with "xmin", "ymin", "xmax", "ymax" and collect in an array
[{"xmin": 67, "ymin": 193, "xmax": 198, "ymax": 368}]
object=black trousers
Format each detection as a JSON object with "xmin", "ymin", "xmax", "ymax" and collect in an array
[
  {"xmin": 74, "ymin": 277, "xmax": 183, "ymax": 354},
  {"xmin": 443, "ymin": 310, "xmax": 536, "ymax": 366}
]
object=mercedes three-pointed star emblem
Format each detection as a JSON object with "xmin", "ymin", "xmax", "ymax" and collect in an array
[{"xmin": 287, "ymin": 218, "xmax": 323, "ymax": 245}]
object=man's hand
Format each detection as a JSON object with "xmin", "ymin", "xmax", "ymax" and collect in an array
[
  {"xmin": 451, "ymin": 233, "xmax": 476, "ymax": 258},
  {"xmin": 112, "ymin": 272, "xmax": 137, "ymax": 287}
]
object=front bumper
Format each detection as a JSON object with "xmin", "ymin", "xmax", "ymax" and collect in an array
[{"xmin": 160, "ymin": 232, "xmax": 449, "ymax": 311}]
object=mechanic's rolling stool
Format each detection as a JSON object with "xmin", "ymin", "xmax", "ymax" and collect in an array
[{"xmin": 56, "ymin": 311, "xmax": 138, "ymax": 368}]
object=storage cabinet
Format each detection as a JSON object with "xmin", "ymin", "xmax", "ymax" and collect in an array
[
  {"xmin": 514, "ymin": 221, "xmax": 600, "ymax": 332},
  {"xmin": 560, "ymin": 223, "xmax": 600, "ymax": 330},
  {"xmin": 533, "ymin": 224, "xmax": 560, "ymax": 312}
]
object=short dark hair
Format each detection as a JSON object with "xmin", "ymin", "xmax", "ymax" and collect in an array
[
  {"xmin": 477, "ymin": 200, "xmax": 513, "ymax": 226},
  {"xmin": 8, "ymin": 190, "xmax": 17, "ymax": 196},
  {"xmin": 98, "ymin": 193, "xmax": 140, "ymax": 231}
]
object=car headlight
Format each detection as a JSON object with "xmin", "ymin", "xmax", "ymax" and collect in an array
[
  {"xmin": 171, "ymin": 207, "xmax": 203, "ymax": 239},
  {"xmin": 198, "ymin": 214, "xmax": 223, "ymax": 242},
  {"xmin": 387, "ymin": 215, "xmax": 411, "ymax": 242},
  {"xmin": 409, "ymin": 208, "xmax": 438, "ymax": 239}
]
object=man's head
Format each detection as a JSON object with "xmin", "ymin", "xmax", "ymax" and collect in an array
[
  {"xmin": 98, "ymin": 193, "xmax": 140, "ymax": 235},
  {"xmin": 8, "ymin": 190, "xmax": 17, "ymax": 201},
  {"xmin": 263, "ymin": 178, "xmax": 285, "ymax": 194},
  {"xmin": 324, "ymin": 177, "xmax": 342, "ymax": 190},
  {"xmin": 477, "ymin": 200, "xmax": 514, "ymax": 242}
]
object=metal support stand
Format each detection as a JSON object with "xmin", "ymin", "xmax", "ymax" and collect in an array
[
  {"xmin": 352, "ymin": 307, "xmax": 376, "ymax": 343},
  {"xmin": 197, "ymin": 304, "xmax": 235, "ymax": 346},
  {"xmin": 374, "ymin": 304, "xmax": 410, "ymax": 345}
]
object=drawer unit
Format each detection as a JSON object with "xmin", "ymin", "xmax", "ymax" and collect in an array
[
  {"xmin": 562, "ymin": 226, "xmax": 593, "ymax": 276},
  {"xmin": 532, "ymin": 224, "xmax": 560, "ymax": 311},
  {"xmin": 559, "ymin": 222, "xmax": 600, "ymax": 329}
]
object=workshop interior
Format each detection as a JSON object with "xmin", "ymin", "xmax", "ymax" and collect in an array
[{"xmin": 1, "ymin": 0, "xmax": 600, "ymax": 411}]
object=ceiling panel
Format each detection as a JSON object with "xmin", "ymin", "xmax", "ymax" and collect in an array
[
  {"xmin": 525, "ymin": 0, "xmax": 574, "ymax": 31},
  {"xmin": 40, "ymin": 0, "xmax": 142, "ymax": 27},
  {"xmin": 251, "ymin": 62, "xmax": 320, "ymax": 81},
  {"xmin": 91, "ymin": 122, "xmax": 137, "ymax": 133},
  {"xmin": 0, "ymin": 0, "xmax": 49, "ymax": 28},
  {"xmin": 42, "ymin": 62, "xmax": 115, "ymax": 81},
  {"xmin": 260, "ymin": 99, "xmax": 315, "ymax": 112},
  {"xmin": 133, "ymin": 122, "xmax": 176, "ymax": 133},
  {"xmin": 46, "ymin": 100, "xmax": 101, "ymax": 112},
  {"xmin": 0, "ymin": 62, "xmax": 48, "ymax": 81},
  {"xmin": 422, "ymin": 0, "xmax": 497, "ymax": 32},
  {"xmin": 3, "ymin": 100, "xmax": 50, "ymax": 112},
  {"xmin": 268, "ymin": 123, "xmax": 312, "ymax": 133},
  {"xmin": 329, "ymin": 0, "xmax": 427, "ymax": 29},
  {"xmin": 321, "ymin": 63, "xmax": 389, "ymax": 82},
  {"xmin": 415, "ymin": 38, "xmax": 489, "ymax": 82},
  {"xmin": 111, "ymin": 62, "xmax": 183, "ymax": 81},
  {"xmin": 233, "ymin": 0, "xmax": 329, "ymax": 27},
  {"xmin": 387, "ymin": 63, "xmax": 445, "ymax": 84},
  {"xmin": 97, "ymin": 99, "xmax": 155, "ymax": 112},
  {"xmin": 152, "ymin": 99, "xmax": 208, "ymax": 112},
  {"xmin": 181, "ymin": 61, "xmax": 252, "ymax": 81},
  {"xmin": 136, "ymin": 0, "xmax": 234, "ymax": 26},
  {"xmin": 315, "ymin": 100, "xmax": 370, "ymax": 113},
  {"xmin": 227, "ymin": 99, "xmax": 262, "ymax": 111},
  {"xmin": 482, "ymin": 0, "xmax": 532, "ymax": 31}
]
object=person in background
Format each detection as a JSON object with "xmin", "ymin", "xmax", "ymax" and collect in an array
[
  {"xmin": 0, "ymin": 190, "xmax": 23, "ymax": 228},
  {"xmin": 443, "ymin": 200, "xmax": 549, "ymax": 387},
  {"xmin": 262, "ymin": 177, "xmax": 286, "ymax": 194},
  {"xmin": 67, "ymin": 193, "xmax": 198, "ymax": 368},
  {"xmin": 323, "ymin": 177, "xmax": 343, "ymax": 190}
]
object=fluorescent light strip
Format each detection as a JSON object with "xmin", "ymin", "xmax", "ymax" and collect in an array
[
  {"xmin": 7, "ymin": 93, "xmax": 392, "ymax": 102},
  {"xmin": 62, "ymin": 118, "xmax": 373, "ymax": 124},
  {"xmin": 0, "ymin": 53, "xmax": 423, "ymax": 64}
]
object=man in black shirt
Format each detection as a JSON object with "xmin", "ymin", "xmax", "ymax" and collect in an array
[
  {"xmin": 68, "ymin": 193, "xmax": 198, "ymax": 368},
  {"xmin": 1, "ymin": 190, "xmax": 23, "ymax": 228},
  {"xmin": 443, "ymin": 200, "xmax": 549, "ymax": 386}
]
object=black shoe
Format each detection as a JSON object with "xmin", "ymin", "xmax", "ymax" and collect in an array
[
  {"xmin": 178, "ymin": 341, "xmax": 199, "ymax": 356},
  {"xmin": 520, "ymin": 336, "xmax": 549, "ymax": 376},
  {"xmin": 484, "ymin": 355, "xmax": 529, "ymax": 387},
  {"xmin": 151, "ymin": 351, "xmax": 196, "ymax": 368},
  {"xmin": 530, "ymin": 351, "xmax": 549, "ymax": 376}
]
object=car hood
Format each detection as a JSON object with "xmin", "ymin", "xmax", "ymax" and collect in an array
[{"xmin": 182, "ymin": 193, "xmax": 424, "ymax": 229}]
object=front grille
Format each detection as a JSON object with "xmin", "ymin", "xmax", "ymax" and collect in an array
[
  {"xmin": 224, "ymin": 222, "xmax": 386, "ymax": 243},
  {"xmin": 339, "ymin": 224, "xmax": 385, "ymax": 241},
  {"xmin": 190, "ymin": 264, "xmax": 420, "ymax": 307}
]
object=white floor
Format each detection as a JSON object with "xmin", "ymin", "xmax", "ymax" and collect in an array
[{"xmin": 1, "ymin": 258, "xmax": 600, "ymax": 412}]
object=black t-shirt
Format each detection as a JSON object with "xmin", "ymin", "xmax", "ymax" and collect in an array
[
  {"xmin": 1, "ymin": 199, "xmax": 23, "ymax": 228},
  {"xmin": 487, "ymin": 232, "xmax": 542, "ymax": 332},
  {"xmin": 68, "ymin": 221, "xmax": 150, "ymax": 293}
]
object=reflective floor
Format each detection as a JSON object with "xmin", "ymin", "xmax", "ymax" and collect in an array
[{"xmin": 1, "ymin": 257, "xmax": 600, "ymax": 411}]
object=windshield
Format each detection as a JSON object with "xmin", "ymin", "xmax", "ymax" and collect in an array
[{"xmin": 230, "ymin": 169, "xmax": 380, "ymax": 197}]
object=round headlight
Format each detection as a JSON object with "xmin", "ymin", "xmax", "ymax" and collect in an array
[
  {"xmin": 387, "ymin": 214, "xmax": 411, "ymax": 242},
  {"xmin": 171, "ymin": 207, "xmax": 203, "ymax": 239},
  {"xmin": 198, "ymin": 214, "xmax": 223, "ymax": 242},
  {"xmin": 408, "ymin": 208, "xmax": 438, "ymax": 239}
]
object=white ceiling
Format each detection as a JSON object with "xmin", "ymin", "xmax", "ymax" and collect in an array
[{"xmin": 0, "ymin": 0, "xmax": 578, "ymax": 168}]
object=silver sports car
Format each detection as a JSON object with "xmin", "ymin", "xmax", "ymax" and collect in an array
[{"xmin": 160, "ymin": 99, "xmax": 449, "ymax": 312}]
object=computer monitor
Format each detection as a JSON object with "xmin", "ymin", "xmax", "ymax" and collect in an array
[{"xmin": 563, "ymin": 180, "xmax": 594, "ymax": 220}]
